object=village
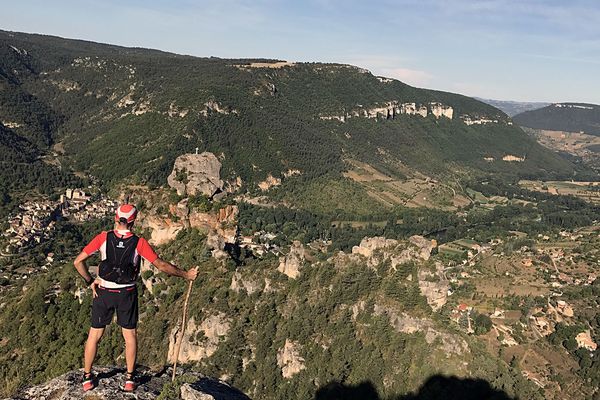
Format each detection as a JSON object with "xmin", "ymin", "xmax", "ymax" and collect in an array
[
  {"xmin": 437, "ymin": 225, "xmax": 600, "ymax": 390},
  {"xmin": 1, "ymin": 188, "xmax": 117, "ymax": 256}
]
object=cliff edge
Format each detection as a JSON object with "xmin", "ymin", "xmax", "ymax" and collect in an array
[{"xmin": 5, "ymin": 367, "xmax": 250, "ymax": 400}]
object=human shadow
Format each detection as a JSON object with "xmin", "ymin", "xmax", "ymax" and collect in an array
[
  {"xmin": 188, "ymin": 377, "xmax": 251, "ymax": 400},
  {"xmin": 315, "ymin": 375, "xmax": 515, "ymax": 400}
]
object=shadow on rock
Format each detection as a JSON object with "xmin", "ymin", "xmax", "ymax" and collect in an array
[
  {"xmin": 183, "ymin": 377, "xmax": 251, "ymax": 400},
  {"xmin": 315, "ymin": 375, "xmax": 515, "ymax": 400}
]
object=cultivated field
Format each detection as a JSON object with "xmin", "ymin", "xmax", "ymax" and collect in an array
[{"xmin": 519, "ymin": 180, "xmax": 600, "ymax": 203}]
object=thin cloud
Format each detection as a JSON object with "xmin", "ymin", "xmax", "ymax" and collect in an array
[{"xmin": 379, "ymin": 68, "xmax": 434, "ymax": 86}]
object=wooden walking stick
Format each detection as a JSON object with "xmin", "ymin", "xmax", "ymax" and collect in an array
[{"xmin": 172, "ymin": 279, "xmax": 194, "ymax": 381}]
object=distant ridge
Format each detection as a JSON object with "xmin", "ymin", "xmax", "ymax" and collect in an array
[
  {"xmin": 475, "ymin": 98, "xmax": 550, "ymax": 117},
  {"xmin": 513, "ymin": 102, "xmax": 600, "ymax": 136}
]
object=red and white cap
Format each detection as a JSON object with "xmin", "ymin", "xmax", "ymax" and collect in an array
[{"xmin": 115, "ymin": 204, "xmax": 138, "ymax": 223}]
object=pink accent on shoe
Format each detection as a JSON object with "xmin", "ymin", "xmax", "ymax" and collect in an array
[
  {"xmin": 82, "ymin": 379, "xmax": 95, "ymax": 392},
  {"xmin": 123, "ymin": 379, "xmax": 136, "ymax": 392}
]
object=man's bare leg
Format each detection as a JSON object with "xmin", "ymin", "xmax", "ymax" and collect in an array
[
  {"xmin": 121, "ymin": 328, "xmax": 137, "ymax": 373},
  {"xmin": 84, "ymin": 327, "xmax": 105, "ymax": 373}
]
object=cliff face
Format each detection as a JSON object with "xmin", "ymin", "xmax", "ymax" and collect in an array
[
  {"xmin": 139, "ymin": 202, "xmax": 239, "ymax": 249},
  {"xmin": 167, "ymin": 152, "xmax": 224, "ymax": 198},
  {"xmin": 4, "ymin": 367, "xmax": 250, "ymax": 400},
  {"xmin": 167, "ymin": 314, "xmax": 232, "ymax": 364}
]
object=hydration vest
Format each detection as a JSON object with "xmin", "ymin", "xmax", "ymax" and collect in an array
[{"xmin": 98, "ymin": 231, "xmax": 140, "ymax": 284}]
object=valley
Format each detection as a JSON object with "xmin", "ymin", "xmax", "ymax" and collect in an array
[{"xmin": 0, "ymin": 30, "xmax": 599, "ymax": 400}]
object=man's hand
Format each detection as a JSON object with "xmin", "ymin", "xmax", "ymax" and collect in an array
[
  {"xmin": 185, "ymin": 267, "xmax": 198, "ymax": 281},
  {"xmin": 153, "ymin": 258, "xmax": 198, "ymax": 280},
  {"xmin": 90, "ymin": 278, "xmax": 101, "ymax": 298}
]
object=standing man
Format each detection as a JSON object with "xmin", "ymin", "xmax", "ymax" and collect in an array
[{"xmin": 73, "ymin": 204, "xmax": 198, "ymax": 392}]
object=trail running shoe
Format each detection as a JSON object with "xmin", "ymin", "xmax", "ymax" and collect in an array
[
  {"xmin": 122, "ymin": 371, "xmax": 136, "ymax": 392},
  {"xmin": 82, "ymin": 371, "xmax": 96, "ymax": 392}
]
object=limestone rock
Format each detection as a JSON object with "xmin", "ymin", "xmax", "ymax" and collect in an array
[
  {"xmin": 216, "ymin": 205, "xmax": 239, "ymax": 243},
  {"xmin": 257, "ymin": 174, "xmax": 281, "ymax": 191},
  {"xmin": 180, "ymin": 379, "xmax": 249, "ymax": 400},
  {"xmin": 417, "ymin": 262, "xmax": 449, "ymax": 311},
  {"xmin": 278, "ymin": 241, "xmax": 306, "ymax": 279},
  {"xmin": 206, "ymin": 230, "xmax": 225, "ymax": 251},
  {"xmin": 143, "ymin": 215, "xmax": 185, "ymax": 246},
  {"xmin": 167, "ymin": 153, "xmax": 224, "ymax": 197},
  {"xmin": 6, "ymin": 367, "xmax": 250, "ymax": 400},
  {"xmin": 276, "ymin": 339, "xmax": 306, "ymax": 378},
  {"xmin": 169, "ymin": 198, "xmax": 191, "ymax": 221},
  {"xmin": 373, "ymin": 304, "xmax": 469, "ymax": 355},
  {"xmin": 168, "ymin": 313, "xmax": 231, "ymax": 363},
  {"xmin": 352, "ymin": 237, "xmax": 398, "ymax": 258},
  {"xmin": 409, "ymin": 235, "xmax": 437, "ymax": 261},
  {"xmin": 230, "ymin": 271, "xmax": 260, "ymax": 294},
  {"xmin": 351, "ymin": 235, "xmax": 435, "ymax": 269},
  {"xmin": 190, "ymin": 205, "xmax": 238, "ymax": 247},
  {"xmin": 189, "ymin": 210, "xmax": 218, "ymax": 232}
]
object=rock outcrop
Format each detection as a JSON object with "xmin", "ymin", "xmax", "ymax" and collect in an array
[
  {"xmin": 257, "ymin": 174, "xmax": 282, "ymax": 191},
  {"xmin": 352, "ymin": 237, "xmax": 398, "ymax": 259},
  {"xmin": 140, "ymin": 202, "xmax": 238, "ymax": 252},
  {"xmin": 168, "ymin": 314, "xmax": 231, "ymax": 363},
  {"xmin": 374, "ymin": 304, "xmax": 469, "ymax": 355},
  {"xmin": 167, "ymin": 152, "xmax": 224, "ymax": 198},
  {"xmin": 417, "ymin": 262, "xmax": 449, "ymax": 311},
  {"xmin": 144, "ymin": 215, "xmax": 185, "ymax": 246},
  {"xmin": 278, "ymin": 241, "xmax": 306, "ymax": 278},
  {"xmin": 318, "ymin": 101, "xmax": 454, "ymax": 122},
  {"xmin": 5, "ymin": 367, "xmax": 250, "ymax": 400},
  {"xmin": 276, "ymin": 339, "xmax": 306, "ymax": 378},
  {"xmin": 350, "ymin": 235, "xmax": 437, "ymax": 269},
  {"xmin": 230, "ymin": 271, "xmax": 260, "ymax": 294}
]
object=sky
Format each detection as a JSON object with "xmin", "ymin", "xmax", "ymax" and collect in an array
[{"xmin": 3, "ymin": 0, "xmax": 600, "ymax": 103}]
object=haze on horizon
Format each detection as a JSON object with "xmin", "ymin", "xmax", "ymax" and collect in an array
[{"xmin": 4, "ymin": 0, "xmax": 600, "ymax": 104}]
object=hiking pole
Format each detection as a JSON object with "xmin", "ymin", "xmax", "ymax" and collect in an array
[{"xmin": 172, "ymin": 279, "xmax": 194, "ymax": 382}]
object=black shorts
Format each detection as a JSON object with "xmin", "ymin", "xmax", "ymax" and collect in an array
[{"xmin": 91, "ymin": 285, "xmax": 138, "ymax": 329}]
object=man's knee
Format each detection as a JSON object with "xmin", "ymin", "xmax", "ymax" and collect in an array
[
  {"xmin": 87, "ymin": 327, "xmax": 104, "ymax": 343},
  {"xmin": 122, "ymin": 328, "xmax": 137, "ymax": 344}
]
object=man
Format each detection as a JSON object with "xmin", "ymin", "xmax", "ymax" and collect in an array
[{"xmin": 73, "ymin": 204, "xmax": 198, "ymax": 392}]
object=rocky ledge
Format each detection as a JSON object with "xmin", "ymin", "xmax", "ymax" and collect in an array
[{"xmin": 5, "ymin": 367, "xmax": 250, "ymax": 400}]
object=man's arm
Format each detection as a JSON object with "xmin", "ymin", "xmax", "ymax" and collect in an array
[
  {"xmin": 152, "ymin": 258, "xmax": 198, "ymax": 281},
  {"xmin": 74, "ymin": 251, "xmax": 101, "ymax": 297},
  {"xmin": 74, "ymin": 251, "xmax": 95, "ymax": 285}
]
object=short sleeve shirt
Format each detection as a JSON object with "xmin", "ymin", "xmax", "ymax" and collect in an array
[{"xmin": 83, "ymin": 230, "xmax": 158, "ymax": 264}]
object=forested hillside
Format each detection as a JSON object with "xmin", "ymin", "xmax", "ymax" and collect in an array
[
  {"xmin": 1, "ymin": 30, "xmax": 599, "ymax": 400},
  {"xmin": 514, "ymin": 103, "xmax": 600, "ymax": 136},
  {"xmin": 0, "ymin": 29, "xmax": 585, "ymax": 205}
]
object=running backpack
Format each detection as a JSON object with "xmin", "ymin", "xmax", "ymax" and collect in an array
[{"xmin": 98, "ymin": 232, "xmax": 141, "ymax": 284}]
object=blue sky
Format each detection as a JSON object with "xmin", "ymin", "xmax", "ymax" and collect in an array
[{"xmin": 4, "ymin": 0, "xmax": 600, "ymax": 103}]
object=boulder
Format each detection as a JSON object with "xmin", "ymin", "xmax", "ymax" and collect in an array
[{"xmin": 167, "ymin": 152, "xmax": 224, "ymax": 197}]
